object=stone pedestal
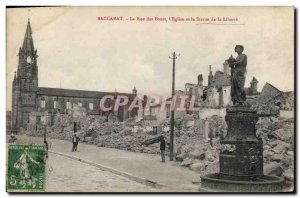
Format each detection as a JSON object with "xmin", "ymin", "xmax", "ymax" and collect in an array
[
  {"xmin": 220, "ymin": 105, "xmax": 263, "ymax": 180},
  {"xmin": 200, "ymin": 105, "xmax": 283, "ymax": 192}
]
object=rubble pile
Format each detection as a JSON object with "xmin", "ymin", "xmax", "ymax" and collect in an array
[
  {"xmin": 80, "ymin": 118, "xmax": 165, "ymax": 154},
  {"xmin": 172, "ymin": 115, "xmax": 223, "ymax": 176},
  {"xmin": 23, "ymin": 111, "xmax": 294, "ymax": 187},
  {"xmin": 209, "ymin": 115, "xmax": 227, "ymax": 138},
  {"xmin": 94, "ymin": 133, "xmax": 163, "ymax": 154},
  {"xmin": 24, "ymin": 114, "xmax": 164, "ymax": 155},
  {"xmin": 257, "ymin": 117, "xmax": 294, "ymax": 187},
  {"xmin": 175, "ymin": 136, "xmax": 221, "ymax": 177},
  {"xmin": 173, "ymin": 115, "xmax": 294, "ymax": 188}
]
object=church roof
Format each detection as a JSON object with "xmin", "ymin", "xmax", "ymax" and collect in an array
[
  {"xmin": 22, "ymin": 20, "xmax": 35, "ymax": 54},
  {"xmin": 37, "ymin": 87, "xmax": 135, "ymax": 99}
]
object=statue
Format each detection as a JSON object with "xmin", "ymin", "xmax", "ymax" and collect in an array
[
  {"xmin": 227, "ymin": 45, "xmax": 247, "ymax": 105},
  {"xmin": 200, "ymin": 45, "xmax": 284, "ymax": 192}
]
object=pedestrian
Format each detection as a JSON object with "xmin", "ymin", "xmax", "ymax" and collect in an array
[
  {"xmin": 160, "ymin": 136, "xmax": 166, "ymax": 163},
  {"xmin": 72, "ymin": 133, "xmax": 80, "ymax": 152},
  {"xmin": 44, "ymin": 139, "xmax": 49, "ymax": 158},
  {"xmin": 44, "ymin": 131, "xmax": 48, "ymax": 158}
]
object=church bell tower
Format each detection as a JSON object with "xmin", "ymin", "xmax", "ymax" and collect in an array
[{"xmin": 12, "ymin": 19, "xmax": 38, "ymax": 132}]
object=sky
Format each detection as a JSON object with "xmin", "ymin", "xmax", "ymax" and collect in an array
[{"xmin": 6, "ymin": 7, "xmax": 294, "ymax": 110}]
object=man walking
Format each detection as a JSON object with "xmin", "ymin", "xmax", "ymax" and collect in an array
[
  {"xmin": 160, "ymin": 136, "xmax": 166, "ymax": 162},
  {"xmin": 72, "ymin": 133, "xmax": 80, "ymax": 152}
]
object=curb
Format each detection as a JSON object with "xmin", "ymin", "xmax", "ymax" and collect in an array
[{"xmin": 49, "ymin": 150, "xmax": 170, "ymax": 190}]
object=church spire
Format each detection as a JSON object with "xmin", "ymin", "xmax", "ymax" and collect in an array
[
  {"xmin": 13, "ymin": 72, "xmax": 17, "ymax": 85},
  {"xmin": 22, "ymin": 20, "xmax": 34, "ymax": 55},
  {"xmin": 132, "ymin": 86, "xmax": 137, "ymax": 95}
]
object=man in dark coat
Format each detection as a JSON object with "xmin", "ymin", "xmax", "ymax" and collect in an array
[
  {"xmin": 160, "ymin": 136, "xmax": 166, "ymax": 162},
  {"xmin": 72, "ymin": 133, "xmax": 80, "ymax": 152}
]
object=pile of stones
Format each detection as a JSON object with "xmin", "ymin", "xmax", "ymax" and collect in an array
[
  {"xmin": 257, "ymin": 117, "xmax": 294, "ymax": 187},
  {"xmin": 23, "ymin": 111, "xmax": 294, "ymax": 188}
]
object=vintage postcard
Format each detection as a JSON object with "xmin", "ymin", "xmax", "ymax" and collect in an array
[{"xmin": 6, "ymin": 6, "xmax": 294, "ymax": 193}]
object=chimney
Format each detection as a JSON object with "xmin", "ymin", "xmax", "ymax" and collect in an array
[
  {"xmin": 208, "ymin": 65, "xmax": 214, "ymax": 86},
  {"xmin": 197, "ymin": 74, "xmax": 203, "ymax": 86}
]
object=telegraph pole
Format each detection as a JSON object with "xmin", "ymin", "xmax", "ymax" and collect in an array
[{"xmin": 169, "ymin": 52, "xmax": 179, "ymax": 161}]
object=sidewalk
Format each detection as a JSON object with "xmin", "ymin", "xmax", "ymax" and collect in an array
[{"xmin": 15, "ymin": 135, "xmax": 201, "ymax": 192}]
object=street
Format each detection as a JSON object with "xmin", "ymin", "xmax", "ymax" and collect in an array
[
  {"xmin": 7, "ymin": 135, "xmax": 199, "ymax": 192},
  {"xmin": 45, "ymin": 153, "xmax": 163, "ymax": 192}
]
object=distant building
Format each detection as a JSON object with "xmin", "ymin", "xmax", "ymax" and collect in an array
[
  {"xmin": 150, "ymin": 90, "xmax": 188, "ymax": 121},
  {"xmin": 185, "ymin": 63, "xmax": 231, "ymax": 108},
  {"xmin": 186, "ymin": 61, "xmax": 260, "ymax": 108},
  {"xmin": 11, "ymin": 20, "xmax": 137, "ymax": 133},
  {"xmin": 245, "ymin": 77, "xmax": 259, "ymax": 96},
  {"xmin": 203, "ymin": 64, "xmax": 231, "ymax": 108},
  {"xmin": 185, "ymin": 74, "xmax": 203, "ymax": 108}
]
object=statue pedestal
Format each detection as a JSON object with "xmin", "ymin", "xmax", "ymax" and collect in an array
[
  {"xmin": 200, "ymin": 105, "xmax": 283, "ymax": 192},
  {"xmin": 220, "ymin": 105, "xmax": 263, "ymax": 180}
]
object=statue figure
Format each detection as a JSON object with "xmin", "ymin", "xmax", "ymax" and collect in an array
[{"xmin": 227, "ymin": 45, "xmax": 247, "ymax": 105}]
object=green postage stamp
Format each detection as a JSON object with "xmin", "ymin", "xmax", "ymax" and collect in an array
[{"xmin": 7, "ymin": 145, "xmax": 46, "ymax": 191}]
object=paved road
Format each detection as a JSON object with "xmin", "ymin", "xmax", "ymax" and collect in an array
[
  {"xmin": 45, "ymin": 153, "xmax": 165, "ymax": 192},
  {"xmin": 9, "ymin": 135, "xmax": 200, "ymax": 192}
]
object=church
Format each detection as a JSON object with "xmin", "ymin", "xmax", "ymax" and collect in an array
[{"xmin": 11, "ymin": 20, "xmax": 137, "ymax": 133}]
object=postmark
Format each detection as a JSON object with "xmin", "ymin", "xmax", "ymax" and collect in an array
[{"xmin": 7, "ymin": 145, "xmax": 46, "ymax": 191}]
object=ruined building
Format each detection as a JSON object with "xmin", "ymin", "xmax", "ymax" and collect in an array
[
  {"xmin": 11, "ymin": 20, "xmax": 137, "ymax": 133},
  {"xmin": 245, "ymin": 77, "xmax": 259, "ymax": 95},
  {"xmin": 185, "ymin": 74, "xmax": 204, "ymax": 106},
  {"xmin": 185, "ymin": 61, "xmax": 259, "ymax": 108},
  {"xmin": 251, "ymin": 82, "xmax": 294, "ymax": 111},
  {"xmin": 203, "ymin": 63, "xmax": 231, "ymax": 107}
]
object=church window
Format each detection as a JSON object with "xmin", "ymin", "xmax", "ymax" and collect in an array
[
  {"xmin": 89, "ymin": 103, "xmax": 94, "ymax": 110},
  {"xmin": 41, "ymin": 99, "xmax": 46, "ymax": 108},
  {"xmin": 78, "ymin": 102, "xmax": 82, "ymax": 107},
  {"xmin": 54, "ymin": 101, "xmax": 57, "ymax": 109},
  {"xmin": 66, "ymin": 102, "xmax": 72, "ymax": 109},
  {"xmin": 26, "ymin": 56, "xmax": 32, "ymax": 64}
]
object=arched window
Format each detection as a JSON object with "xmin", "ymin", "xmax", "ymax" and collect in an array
[
  {"xmin": 41, "ymin": 97, "xmax": 46, "ymax": 108},
  {"xmin": 89, "ymin": 103, "xmax": 94, "ymax": 110},
  {"xmin": 53, "ymin": 99, "xmax": 57, "ymax": 109},
  {"xmin": 66, "ymin": 101, "xmax": 72, "ymax": 109}
]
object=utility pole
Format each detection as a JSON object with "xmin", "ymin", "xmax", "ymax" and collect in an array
[{"xmin": 169, "ymin": 52, "xmax": 179, "ymax": 161}]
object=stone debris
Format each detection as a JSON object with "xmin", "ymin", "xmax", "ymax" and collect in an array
[
  {"xmin": 283, "ymin": 169, "xmax": 294, "ymax": 186},
  {"xmin": 258, "ymin": 117, "xmax": 294, "ymax": 187},
  {"xmin": 264, "ymin": 162, "xmax": 284, "ymax": 176},
  {"xmin": 23, "ymin": 112, "xmax": 294, "ymax": 188}
]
